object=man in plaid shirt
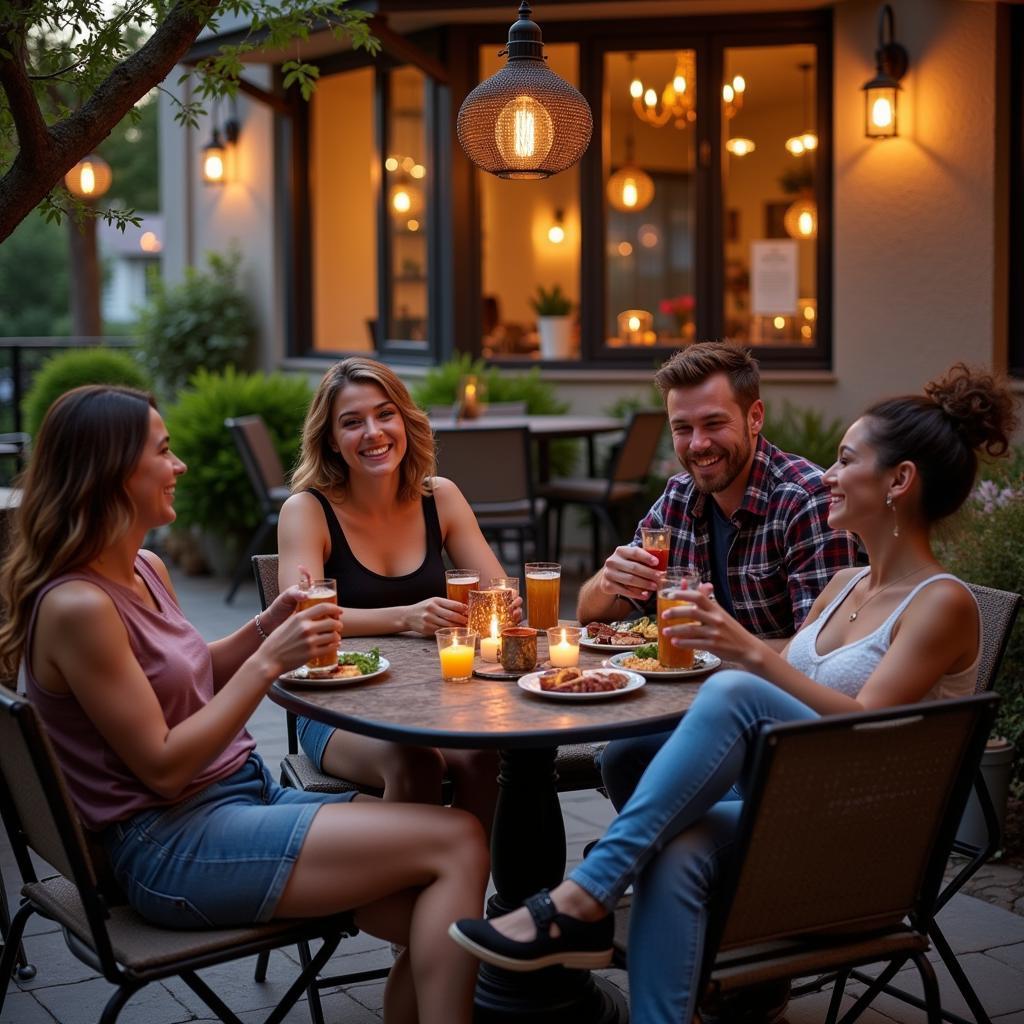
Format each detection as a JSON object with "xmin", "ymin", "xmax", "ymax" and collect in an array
[{"xmin": 577, "ymin": 342, "xmax": 860, "ymax": 644}]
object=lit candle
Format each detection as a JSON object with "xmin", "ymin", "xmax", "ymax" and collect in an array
[
  {"xmin": 547, "ymin": 626, "xmax": 581, "ymax": 668},
  {"xmin": 480, "ymin": 615, "xmax": 501, "ymax": 663},
  {"xmin": 439, "ymin": 641, "xmax": 475, "ymax": 680}
]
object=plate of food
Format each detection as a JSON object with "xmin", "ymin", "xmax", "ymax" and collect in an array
[
  {"xmin": 280, "ymin": 648, "xmax": 390, "ymax": 688},
  {"xmin": 606, "ymin": 644, "xmax": 721, "ymax": 680},
  {"xmin": 517, "ymin": 667, "xmax": 645, "ymax": 702},
  {"xmin": 579, "ymin": 616, "xmax": 658, "ymax": 651}
]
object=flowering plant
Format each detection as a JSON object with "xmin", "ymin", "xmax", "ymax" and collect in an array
[{"xmin": 659, "ymin": 294, "xmax": 695, "ymax": 318}]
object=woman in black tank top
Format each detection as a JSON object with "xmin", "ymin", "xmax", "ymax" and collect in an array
[{"xmin": 279, "ymin": 359, "xmax": 517, "ymax": 829}]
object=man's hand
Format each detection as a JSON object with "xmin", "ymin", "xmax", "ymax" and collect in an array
[{"xmin": 596, "ymin": 545, "xmax": 665, "ymax": 603}]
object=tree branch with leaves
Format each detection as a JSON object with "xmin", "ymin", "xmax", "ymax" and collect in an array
[{"xmin": 0, "ymin": 0, "xmax": 378, "ymax": 242}]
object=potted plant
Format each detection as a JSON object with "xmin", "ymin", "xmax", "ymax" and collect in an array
[{"xmin": 529, "ymin": 284, "xmax": 574, "ymax": 360}]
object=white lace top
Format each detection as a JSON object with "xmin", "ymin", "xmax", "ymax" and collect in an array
[{"xmin": 785, "ymin": 569, "xmax": 979, "ymax": 699}]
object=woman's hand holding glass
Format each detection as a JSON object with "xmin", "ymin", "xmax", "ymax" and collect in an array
[
  {"xmin": 404, "ymin": 596, "xmax": 471, "ymax": 637},
  {"xmin": 258, "ymin": 597, "xmax": 343, "ymax": 677},
  {"xmin": 660, "ymin": 583, "xmax": 764, "ymax": 666}
]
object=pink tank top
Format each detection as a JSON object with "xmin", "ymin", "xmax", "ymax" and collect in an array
[{"xmin": 20, "ymin": 555, "xmax": 255, "ymax": 830}]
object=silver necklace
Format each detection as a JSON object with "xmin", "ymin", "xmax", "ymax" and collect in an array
[{"xmin": 847, "ymin": 566, "xmax": 933, "ymax": 622}]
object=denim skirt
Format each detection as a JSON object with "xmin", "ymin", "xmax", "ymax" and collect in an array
[{"xmin": 104, "ymin": 753, "xmax": 356, "ymax": 929}]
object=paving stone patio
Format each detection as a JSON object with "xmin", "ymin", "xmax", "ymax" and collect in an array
[{"xmin": 3, "ymin": 567, "xmax": 1023, "ymax": 1023}]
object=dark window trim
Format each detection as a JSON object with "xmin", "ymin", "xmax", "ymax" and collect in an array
[{"xmin": 1010, "ymin": 4, "xmax": 1024, "ymax": 378}]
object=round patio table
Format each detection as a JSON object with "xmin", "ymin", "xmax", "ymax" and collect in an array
[{"xmin": 269, "ymin": 632, "xmax": 709, "ymax": 1024}]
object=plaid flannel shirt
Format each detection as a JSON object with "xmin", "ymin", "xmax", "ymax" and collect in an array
[{"xmin": 633, "ymin": 434, "xmax": 861, "ymax": 639}]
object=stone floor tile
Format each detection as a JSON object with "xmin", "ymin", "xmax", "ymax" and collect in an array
[
  {"xmin": 0, "ymin": 990, "xmax": 57, "ymax": 1024},
  {"xmin": 993, "ymin": 1012, "xmax": 1024, "ymax": 1024},
  {"xmin": 31, "ymin": 976, "xmax": 194, "ymax": 1024},
  {"xmin": 988, "ymin": 939, "xmax": 1024, "ymax": 971},
  {"xmin": 343, "ymin": 979, "xmax": 387, "ymax": 1014},
  {"xmin": 936, "ymin": 895, "xmax": 1024, "ymax": 952},
  {"xmin": 782, "ymin": 988, "xmax": 896, "ymax": 1023}
]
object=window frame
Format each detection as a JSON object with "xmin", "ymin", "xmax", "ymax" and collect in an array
[{"xmin": 1009, "ymin": 3, "xmax": 1024, "ymax": 379}]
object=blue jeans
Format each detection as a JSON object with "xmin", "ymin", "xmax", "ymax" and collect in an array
[{"xmin": 569, "ymin": 670, "xmax": 817, "ymax": 1024}]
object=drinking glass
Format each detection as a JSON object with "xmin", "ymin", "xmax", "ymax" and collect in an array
[
  {"xmin": 546, "ymin": 626, "xmax": 582, "ymax": 668},
  {"xmin": 488, "ymin": 576, "xmax": 520, "ymax": 596},
  {"xmin": 298, "ymin": 578, "xmax": 339, "ymax": 673},
  {"xmin": 641, "ymin": 526, "xmax": 671, "ymax": 573},
  {"xmin": 657, "ymin": 569, "xmax": 699, "ymax": 669},
  {"xmin": 446, "ymin": 569, "xmax": 480, "ymax": 604},
  {"xmin": 524, "ymin": 562, "xmax": 561, "ymax": 630},
  {"xmin": 436, "ymin": 628, "xmax": 478, "ymax": 681}
]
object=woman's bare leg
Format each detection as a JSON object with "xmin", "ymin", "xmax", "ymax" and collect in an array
[
  {"xmin": 441, "ymin": 748, "xmax": 499, "ymax": 838},
  {"xmin": 320, "ymin": 731, "xmax": 447, "ymax": 802},
  {"xmin": 276, "ymin": 802, "xmax": 488, "ymax": 1024}
]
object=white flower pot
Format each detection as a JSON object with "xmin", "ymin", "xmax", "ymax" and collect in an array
[
  {"xmin": 955, "ymin": 737, "xmax": 1014, "ymax": 850},
  {"xmin": 538, "ymin": 316, "xmax": 573, "ymax": 360}
]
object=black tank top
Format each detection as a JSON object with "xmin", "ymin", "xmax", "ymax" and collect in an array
[{"xmin": 306, "ymin": 488, "xmax": 447, "ymax": 609}]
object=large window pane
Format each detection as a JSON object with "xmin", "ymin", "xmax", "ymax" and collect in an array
[
  {"xmin": 722, "ymin": 45, "xmax": 818, "ymax": 347},
  {"xmin": 311, "ymin": 67, "xmax": 376, "ymax": 352},
  {"xmin": 479, "ymin": 43, "xmax": 581, "ymax": 361},
  {"xmin": 384, "ymin": 66, "xmax": 429, "ymax": 347},
  {"xmin": 605, "ymin": 50, "xmax": 698, "ymax": 350}
]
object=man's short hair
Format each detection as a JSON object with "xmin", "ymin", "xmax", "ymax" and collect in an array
[{"xmin": 654, "ymin": 342, "xmax": 761, "ymax": 412}]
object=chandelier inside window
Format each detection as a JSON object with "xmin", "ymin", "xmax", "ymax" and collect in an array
[{"xmin": 629, "ymin": 52, "xmax": 746, "ymax": 129}]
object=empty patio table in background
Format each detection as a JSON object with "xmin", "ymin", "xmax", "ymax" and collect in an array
[
  {"xmin": 270, "ymin": 631, "xmax": 707, "ymax": 1024},
  {"xmin": 428, "ymin": 413, "xmax": 624, "ymax": 481}
]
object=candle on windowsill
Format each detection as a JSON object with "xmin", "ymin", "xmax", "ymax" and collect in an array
[
  {"xmin": 480, "ymin": 615, "xmax": 501, "ymax": 663},
  {"xmin": 616, "ymin": 309, "xmax": 653, "ymax": 346},
  {"xmin": 547, "ymin": 626, "xmax": 581, "ymax": 668}
]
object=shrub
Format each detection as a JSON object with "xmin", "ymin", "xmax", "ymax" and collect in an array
[
  {"xmin": 936, "ymin": 473, "xmax": 1024, "ymax": 791},
  {"xmin": 22, "ymin": 347, "xmax": 151, "ymax": 438},
  {"xmin": 411, "ymin": 355, "xmax": 576, "ymax": 474},
  {"xmin": 761, "ymin": 400, "xmax": 844, "ymax": 470},
  {"xmin": 163, "ymin": 368, "xmax": 312, "ymax": 542},
  {"xmin": 136, "ymin": 249, "xmax": 256, "ymax": 399},
  {"xmin": 528, "ymin": 284, "xmax": 573, "ymax": 317}
]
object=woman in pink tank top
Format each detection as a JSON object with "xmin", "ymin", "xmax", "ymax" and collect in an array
[{"xmin": 0, "ymin": 385, "xmax": 488, "ymax": 1024}]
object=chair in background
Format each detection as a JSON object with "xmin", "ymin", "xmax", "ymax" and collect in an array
[
  {"xmin": 538, "ymin": 410, "xmax": 666, "ymax": 571},
  {"xmin": 836, "ymin": 582, "xmax": 1021, "ymax": 1024},
  {"xmin": 0, "ymin": 686, "xmax": 367, "ymax": 1024},
  {"xmin": 611, "ymin": 694, "xmax": 999, "ymax": 1024},
  {"xmin": 434, "ymin": 425, "xmax": 545, "ymax": 566},
  {"xmin": 224, "ymin": 416, "xmax": 291, "ymax": 605}
]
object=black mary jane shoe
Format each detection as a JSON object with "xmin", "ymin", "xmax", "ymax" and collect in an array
[{"xmin": 448, "ymin": 889, "xmax": 614, "ymax": 972}]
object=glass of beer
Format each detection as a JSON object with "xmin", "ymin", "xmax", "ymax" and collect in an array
[
  {"xmin": 524, "ymin": 562, "xmax": 561, "ymax": 630},
  {"xmin": 446, "ymin": 569, "xmax": 480, "ymax": 604},
  {"xmin": 641, "ymin": 526, "xmax": 671, "ymax": 573},
  {"xmin": 657, "ymin": 569, "xmax": 699, "ymax": 670},
  {"xmin": 299, "ymin": 578, "xmax": 339, "ymax": 674}
]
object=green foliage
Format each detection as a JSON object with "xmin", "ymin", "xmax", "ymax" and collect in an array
[
  {"xmin": 936, "ymin": 477, "xmax": 1024, "ymax": 791},
  {"xmin": 22, "ymin": 347, "xmax": 151, "ymax": 437},
  {"xmin": 528, "ymin": 284, "xmax": 573, "ymax": 317},
  {"xmin": 762, "ymin": 400, "xmax": 845, "ymax": 470},
  {"xmin": 411, "ymin": 354, "xmax": 576, "ymax": 474},
  {"xmin": 135, "ymin": 250, "xmax": 256, "ymax": 398},
  {"xmin": 605, "ymin": 386, "xmax": 673, "ymax": 507},
  {"xmin": 163, "ymin": 368, "xmax": 311, "ymax": 541},
  {"xmin": 0, "ymin": 211, "xmax": 71, "ymax": 336},
  {"xmin": 97, "ymin": 96, "xmax": 159, "ymax": 212}
]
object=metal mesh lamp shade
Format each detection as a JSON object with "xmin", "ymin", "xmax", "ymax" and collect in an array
[{"xmin": 457, "ymin": 3, "xmax": 592, "ymax": 179}]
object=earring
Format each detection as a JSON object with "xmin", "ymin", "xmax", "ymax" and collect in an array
[{"xmin": 886, "ymin": 493, "xmax": 899, "ymax": 537}]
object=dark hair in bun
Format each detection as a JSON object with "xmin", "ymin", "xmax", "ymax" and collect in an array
[{"xmin": 863, "ymin": 363, "xmax": 1018, "ymax": 523}]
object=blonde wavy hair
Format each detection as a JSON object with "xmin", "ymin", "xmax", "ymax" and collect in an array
[
  {"xmin": 0, "ymin": 386, "xmax": 156, "ymax": 680},
  {"xmin": 290, "ymin": 358, "xmax": 435, "ymax": 502}
]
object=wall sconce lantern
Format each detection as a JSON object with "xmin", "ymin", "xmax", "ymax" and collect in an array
[
  {"xmin": 201, "ymin": 104, "xmax": 240, "ymax": 184},
  {"xmin": 862, "ymin": 4, "xmax": 908, "ymax": 139},
  {"xmin": 64, "ymin": 155, "xmax": 112, "ymax": 200},
  {"xmin": 457, "ymin": 2, "xmax": 592, "ymax": 179}
]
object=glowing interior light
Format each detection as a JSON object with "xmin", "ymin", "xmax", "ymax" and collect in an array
[
  {"xmin": 494, "ymin": 95, "xmax": 554, "ymax": 169},
  {"xmin": 801, "ymin": 325, "xmax": 813, "ymax": 339},
  {"xmin": 725, "ymin": 138, "xmax": 755, "ymax": 157},
  {"xmin": 385, "ymin": 156, "xmax": 399, "ymax": 172},
  {"xmin": 673, "ymin": 75, "xmax": 686, "ymax": 94},
  {"xmin": 630, "ymin": 78, "xmax": 644, "ymax": 100},
  {"xmin": 803, "ymin": 305, "xmax": 816, "ymax": 320},
  {"xmin": 773, "ymin": 316, "xmax": 786, "ymax": 330},
  {"xmin": 786, "ymin": 137, "xmax": 805, "ymax": 156},
  {"xmin": 392, "ymin": 190, "xmax": 412, "ymax": 213},
  {"xmin": 798, "ymin": 210, "xmax": 814, "ymax": 236},
  {"xmin": 139, "ymin": 231, "xmax": 161, "ymax": 253},
  {"xmin": 203, "ymin": 152, "xmax": 224, "ymax": 183},
  {"xmin": 548, "ymin": 223, "xmax": 565, "ymax": 244},
  {"xmin": 627, "ymin": 315, "xmax": 641, "ymax": 332},
  {"xmin": 801, "ymin": 132, "xmax": 818, "ymax": 151},
  {"xmin": 80, "ymin": 162, "xmax": 96, "ymax": 195},
  {"xmin": 644, "ymin": 88, "xmax": 657, "ymax": 108},
  {"xmin": 622, "ymin": 178, "xmax": 638, "ymax": 208},
  {"xmin": 410, "ymin": 164, "xmax": 426, "ymax": 179},
  {"xmin": 407, "ymin": 219, "xmax": 420, "ymax": 231},
  {"xmin": 617, "ymin": 241, "xmax": 633, "ymax": 256},
  {"xmin": 732, "ymin": 75, "xmax": 746, "ymax": 94},
  {"xmin": 872, "ymin": 97, "xmax": 894, "ymax": 128},
  {"xmin": 401, "ymin": 156, "xmax": 415, "ymax": 171},
  {"xmin": 722, "ymin": 84, "xmax": 735, "ymax": 104}
]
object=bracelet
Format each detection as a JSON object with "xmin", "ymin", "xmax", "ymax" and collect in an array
[{"xmin": 253, "ymin": 613, "xmax": 269, "ymax": 642}]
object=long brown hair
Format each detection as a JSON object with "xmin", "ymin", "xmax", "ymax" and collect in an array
[
  {"xmin": 290, "ymin": 358, "xmax": 435, "ymax": 502},
  {"xmin": 0, "ymin": 386, "xmax": 155, "ymax": 679}
]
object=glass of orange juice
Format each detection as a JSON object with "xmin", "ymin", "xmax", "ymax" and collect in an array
[
  {"xmin": 298, "ymin": 578, "xmax": 339, "ymax": 674},
  {"xmin": 446, "ymin": 569, "xmax": 480, "ymax": 604},
  {"xmin": 657, "ymin": 570, "xmax": 699, "ymax": 669},
  {"xmin": 524, "ymin": 562, "xmax": 561, "ymax": 630}
]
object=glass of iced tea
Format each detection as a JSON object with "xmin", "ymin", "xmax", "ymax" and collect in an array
[
  {"xmin": 446, "ymin": 569, "xmax": 480, "ymax": 604},
  {"xmin": 298, "ymin": 578, "xmax": 339, "ymax": 674},
  {"xmin": 641, "ymin": 526, "xmax": 671, "ymax": 573},
  {"xmin": 524, "ymin": 562, "xmax": 561, "ymax": 630},
  {"xmin": 657, "ymin": 569, "xmax": 699, "ymax": 670}
]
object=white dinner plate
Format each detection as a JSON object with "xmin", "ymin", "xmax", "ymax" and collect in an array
[
  {"xmin": 578, "ymin": 630, "xmax": 647, "ymax": 652},
  {"xmin": 517, "ymin": 668, "xmax": 646, "ymax": 702},
  {"xmin": 280, "ymin": 655, "xmax": 390, "ymax": 688},
  {"xmin": 606, "ymin": 650, "xmax": 721, "ymax": 680}
]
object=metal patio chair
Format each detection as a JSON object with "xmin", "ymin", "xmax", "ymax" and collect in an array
[
  {"xmin": 610, "ymin": 693, "xmax": 999, "ymax": 1024},
  {"xmin": 0, "ymin": 685, "xmax": 364, "ymax": 1024}
]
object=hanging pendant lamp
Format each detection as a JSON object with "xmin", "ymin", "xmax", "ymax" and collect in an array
[{"xmin": 457, "ymin": 2, "xmax": 593, "ymax": 179}]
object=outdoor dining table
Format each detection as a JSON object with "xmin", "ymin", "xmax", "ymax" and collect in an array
[
  {"xmin": 428, "ymin": 413, "xmax": 624, "ymax": 481},
  {"xmin": 270, "ymin": 629, "xmax": 710, "ymax": 1023}
]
